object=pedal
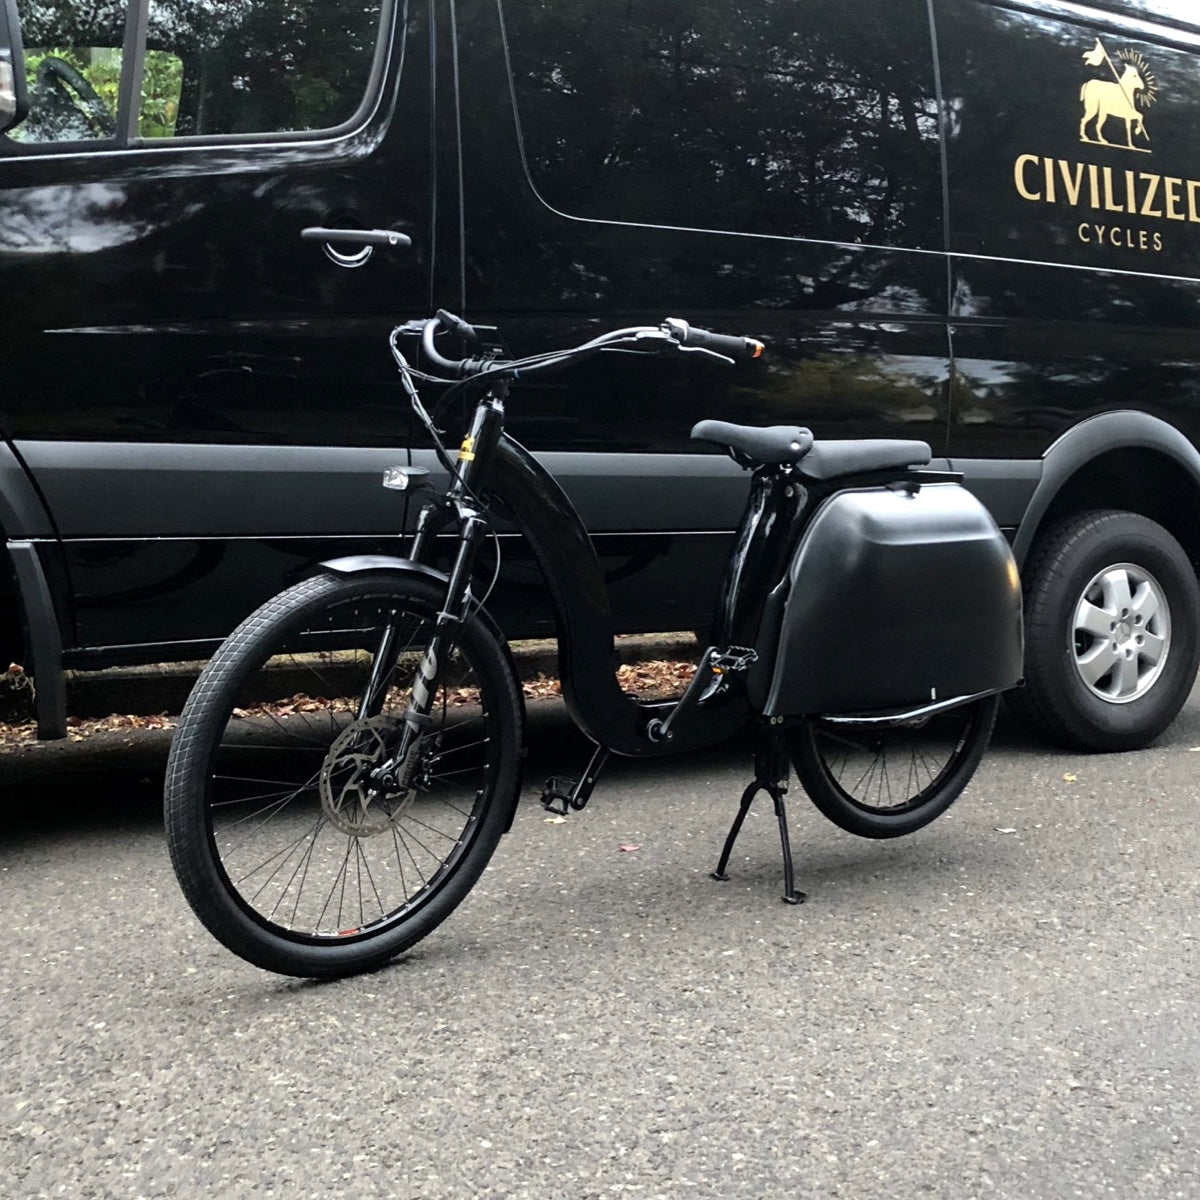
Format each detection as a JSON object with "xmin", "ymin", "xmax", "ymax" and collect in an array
[
  {"xmin": 711, "ymin": 646, "xmax": 758, "ymax": 674},
  {"xmin": 540, "ymin": 775, "xmax": 578, "ymax": 816},
  {"xmin": 539, "ymin": 745, "xmax": 610, "ymax": 816}
]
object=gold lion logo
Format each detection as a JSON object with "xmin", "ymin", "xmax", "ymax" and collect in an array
[{"xmin": 1079, "ymin": 39, "xmax": 1157, "ymax": 153}]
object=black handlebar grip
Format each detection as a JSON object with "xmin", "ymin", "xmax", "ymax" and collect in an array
[
  {"xmin": 665, "ymin": 318, "xmax": 764, "ymax": 361},
  {"xmin": 436, "ymin": 309, "xmax": 481, "ymax": 346},
  {"xmin": 301, "ymin": 226, "xmax": 413, "ymax": 249}
]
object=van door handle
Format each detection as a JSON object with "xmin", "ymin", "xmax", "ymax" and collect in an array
[
  {"xmin": 301, "ymin": 226, "xmax": 412, "ymax": 269},
  {"xmin": 300, "ymin": 227, "xmax": 413, "ymax": 250}
]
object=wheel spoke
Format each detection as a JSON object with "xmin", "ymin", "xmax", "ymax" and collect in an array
[
  {"xmin": 1078, "ymin": 643, "xmax": 1118, "ymax": 687},
  {"xmin": 1113, "ymin": 653, "xmax": 1141, "ymax": 698},
  {"xmin": 1076, "ymin": 599, "xmax": 1114, "ymax": 639},
  {"xmin": 1131, "ymin": 580, "xmax": 1161, "ymax": 627},
  {"xmin": 1140, "ymin": 629, "xmax": 1167, "ymax": 666},
  {"xmin": 1100, "ymin": 568, "xmax": 1134, "ymax": 618}
]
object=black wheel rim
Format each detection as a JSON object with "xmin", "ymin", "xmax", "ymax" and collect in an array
[
  {"xmin": 808, "ymin": 704, "xmax": 980, "ymax": 815},
  {"xmin": 201, "ymin": 595, "xmax": 498, "ymax": 944}
]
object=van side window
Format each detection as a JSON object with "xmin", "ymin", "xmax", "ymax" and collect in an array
[
  {"xmin": 499, "ymin": 0, "xmax": 943, "ymax": 250},
  {"xmin": 143, "ymin": 0, "xmax": 384, "ymax": 138},
  {"xmin": 7, "ymin": 0, "xmax": 387, "ymax": 149},
  {"xmin": 11, "ymin": 1, "xmax": 125, "ymax": 144}
]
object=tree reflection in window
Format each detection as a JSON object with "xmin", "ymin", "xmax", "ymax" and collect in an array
[
  {"xmin": 8, "ymin": 0, "xmax": 386, "ymax": 145},
  {"xmin": 501, "ymin": 0, "xmax": 943, "ymax": 250},
  {"xmin": 146, "ymin": 0, "xmax": 384, "ymax": 137}
]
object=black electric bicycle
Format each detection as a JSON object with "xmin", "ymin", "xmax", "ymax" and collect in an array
[{"xmin": 165, "ymin": 232, "xmax": 1023, "ymax": 978}]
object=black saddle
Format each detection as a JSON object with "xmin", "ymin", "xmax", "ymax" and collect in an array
[{"xmin": 691, "ymin": 419, "xmax": 931, "ymax": 480}]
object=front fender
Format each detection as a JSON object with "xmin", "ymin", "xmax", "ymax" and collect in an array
[{"xmin": 318, "ymin": 555, "xmax": 450, "ymax": 585}]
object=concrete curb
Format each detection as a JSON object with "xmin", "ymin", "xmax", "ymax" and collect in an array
[{"xmin": 53, "ymin": 632, "xmax": 701, "ymax": 720}]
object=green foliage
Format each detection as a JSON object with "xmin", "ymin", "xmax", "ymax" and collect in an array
[
  {"xmin": 17, "ymin": 44, "xmax": 182, "ymax": 141},
  {"xmin": 140, "ymin": 51, "xmax": 183, "ymax": 138},
  {"xmin": 25, "ymin": 46, "xmax": 120, "ymax": 114}
]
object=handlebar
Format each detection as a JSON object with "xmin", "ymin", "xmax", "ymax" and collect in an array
[{"xmin": 405, "ymin": 311, "xmax": 765, "ymax": 382}]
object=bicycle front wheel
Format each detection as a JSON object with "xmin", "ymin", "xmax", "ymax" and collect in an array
[
  {"xmin": 789, "ymin": 694, "xmax": 998, "ymax": 839},
  {"xmin": 164, "ymin": 572, "xmax": 523, "ymax": 978}
]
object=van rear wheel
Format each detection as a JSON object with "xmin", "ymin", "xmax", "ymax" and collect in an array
[{"xmin": 1007, "ymin": 510, "xmax": 1200, "ymax": 752}]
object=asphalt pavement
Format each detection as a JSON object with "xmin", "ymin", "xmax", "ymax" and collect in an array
[{"xmin": 2, "ymin": 691, "xmax": 1199, "ymax": 1199}]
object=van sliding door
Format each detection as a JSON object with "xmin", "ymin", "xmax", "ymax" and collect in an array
[{"xmin": 449, "ymin": 0, "xmax": 950, "ymax": 637}]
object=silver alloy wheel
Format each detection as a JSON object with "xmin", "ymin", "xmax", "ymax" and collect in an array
[{"xmin": 1072, "ymin": 561, "xmax": 1171, "ymax": 704}]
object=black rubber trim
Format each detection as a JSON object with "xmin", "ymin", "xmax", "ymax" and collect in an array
[
  {"xmin": 1009, "ymin": 411, "xmax": 1200, "ymax": 566},
  {"xmin": 7, "ymin": 540, "xmax": 66, "ymax": 739}
]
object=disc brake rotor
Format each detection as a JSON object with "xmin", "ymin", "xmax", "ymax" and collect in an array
[{"xmin": 319, "ymin": 714, "xmax": 414, "ymax": 836}]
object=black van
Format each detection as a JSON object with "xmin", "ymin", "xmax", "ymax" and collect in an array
[{"xmin": 2, "ymin": 0, "xmax": 1199, "ymax": 753}]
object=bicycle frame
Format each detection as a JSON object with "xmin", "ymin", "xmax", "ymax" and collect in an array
[
  {"xmin": 401, "ymin": 386, "xmax": 753, "ymax": 759},
  {"xmin": 362, "ymin": 363, "xmax": 1020, "ymax": 794}
]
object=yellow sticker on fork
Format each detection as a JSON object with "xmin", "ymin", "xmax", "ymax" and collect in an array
[{"xmin": 459, "ymin": 433, "xmax": 475, "ymax": 462}]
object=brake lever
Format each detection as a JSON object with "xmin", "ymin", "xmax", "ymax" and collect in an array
[{"xmin": 677, "ymin": 345, "xmax": 736, "ymax": 365}]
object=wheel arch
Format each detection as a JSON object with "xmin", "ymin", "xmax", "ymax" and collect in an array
[
  {"xmin": 0, "ymin": 443, "xmax": 67, "ymax": 737},
  {"xmin": 1013, "ymin": 411, "xmax": 1200, "ymax": 573}
]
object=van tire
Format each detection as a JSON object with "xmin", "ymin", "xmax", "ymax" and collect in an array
[{"xmin": 1008, "ymin": 510, "xmax": 1200, "ymax": 752}]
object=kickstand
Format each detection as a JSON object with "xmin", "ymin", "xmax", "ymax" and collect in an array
[{"xmin": 711, "ymin": 724, "xmax": 806, "ymax": 905}]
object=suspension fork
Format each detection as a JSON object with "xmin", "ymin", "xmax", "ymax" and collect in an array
[{"xmin": 365, "ymin": 393, "xmax": 506, "ymax": 797}]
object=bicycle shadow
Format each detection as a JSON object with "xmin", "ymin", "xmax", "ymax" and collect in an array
[
  {"xmin": 5, "ymin": 681, "xmax": 1200, "ymax": 852},
  {"xmin": 0, "ymin": 727, "xmax": 173, "ymax": 846}
]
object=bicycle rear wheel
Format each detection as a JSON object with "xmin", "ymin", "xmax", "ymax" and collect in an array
[
  {"xmin": 789, "ymin": 695, "xmax": 998, "ymax": 839},
  {"xmin": 164, "ymin": 572, "xmax": 523, "ymax": 978}
]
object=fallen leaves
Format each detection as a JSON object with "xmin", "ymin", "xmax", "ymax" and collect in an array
[
  {"xmin": 523, "ymin": 673, "xmax": 562, "ymax": 701},
  {"xmin": 229, "ymin": 693, "xmax": 356, "ymax": 721},
  {"xmin": 0, "ymin": 656, "xmax": 701, "ymax": 745},
  {"xmin": 521, "ymin": 660, "xmax": 693, "ymax": 703},
  {"xmin": 616, "ymin": 660, "xmax": 695, "ymax": 699},
  {"xmin": 1, "ymin": 710, "xmax": 177, "ymax": 748}
]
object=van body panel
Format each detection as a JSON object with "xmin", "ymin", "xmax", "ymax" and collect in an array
[
  {"xmin": 5, "ymin": 0, "xmax": 1200, "ymax": 747},
  {"xmin": 938, "ymin": 0, "xmax": 1200, "ymax": 462},
  {"xmin": 460, "ymin": 0, "xmax": 951, "ymax": 454}
]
